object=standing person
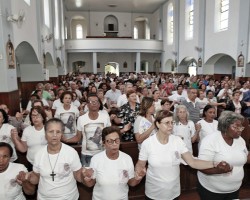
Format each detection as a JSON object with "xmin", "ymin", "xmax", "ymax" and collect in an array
[
  {"xmin": 71, "ymin": 94, "xmax": 111, "ymax": 167},
  {"xmin": 116, "ymin": 90, "xmax": 140, "ymax": 141},
  {"xmin": 11, "ymin": 106, "xmax": 47, "ymax": 170},
  {"xmin": 22, "ymin": 118, "xmax": 84, "ymax": 200},
  {"xmin": 54, "ymin": 91, "xmax": 79, "ymax": 142},
  {"xmin": 105, "ymin": 82, "xmax": 121, "ymax": 108},
  {"xmin": 152, "ymin": 90, "xmax": 162, "ymax": 114},
  {"xmin": 134, "ymin": 97, "xmax": 156, "ymax": 150},
  {"xmin": 136, "ymin": 110, "xmax": 232, "ymax": 200},
  {"xmin": 225, "ymin": 90, "xmax": 248, "ymax": 116},
  {"xmin": 181, "ymin": 88, "xmax": 200, "ymax": 124},
  {"xmin": 0, "ymin": 109, "xmax": 17, "ymax": 162},
  {"xmin": 197, "ymin": 105, "xmax": 218, "ymax": 147},
  {"xmin": 173, "ymin": 105, "xmax": 199, "ymax": 154},
  {"xmin": 82, "ymin": 126, "xmax": 146, "ymax": 200},
  {"xmin": 0, "ymin": 142, "xmax": 35, "ymax": 199},
  {"xmin": 197, "ymin": 111, "xmax": 250, "ymax": 200}
]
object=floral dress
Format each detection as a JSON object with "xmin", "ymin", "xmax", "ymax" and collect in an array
[{"xmin": 117, "ymin": 102, "xmax": 140, "ymax": 141}]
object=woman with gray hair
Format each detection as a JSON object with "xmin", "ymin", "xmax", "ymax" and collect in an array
[
  {"xmin": 173, "ymin": 105, "xmax": 198, "ymax": 154},
  {"xmin": 197, "ymin": 110, "xmax": 250, "ymax": 200}
]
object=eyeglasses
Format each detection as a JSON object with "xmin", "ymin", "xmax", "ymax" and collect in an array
[
  {"xmin": 106, "ymin": 138, "xmax": 121, "ymax": 145},
  {"xmin": 230, "ymin": 125, "xmax": 245, "ymax": 131},
  {"xmin": 88, "ymin": 100, "xmax": 99, "ymax": 105},
  {"xmin": 161, "ymin": 121, "xmax": 175, "ymax": 126},
  {"xmin": 47, "ymin": 130, "xmax": 62, "ymax": 136},
  {"xmin": 31, "ymin": 114, "xmax": 42, "ymax": 119}
]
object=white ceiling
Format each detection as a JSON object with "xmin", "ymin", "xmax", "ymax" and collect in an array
[{"xmin": 64, "ymin": 0, "xmax": 169, "ymax": 13}]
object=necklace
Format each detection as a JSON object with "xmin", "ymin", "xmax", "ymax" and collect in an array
[{"xmin": 47, "ymin": 146, "xmax": 61, "ymax": 181}]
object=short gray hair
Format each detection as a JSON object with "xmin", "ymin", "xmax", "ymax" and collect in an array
[{"xmin": 217, "ymin": 111, "xmax": 244, "ymax": 133}]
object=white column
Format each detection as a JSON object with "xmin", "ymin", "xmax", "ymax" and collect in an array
[
  {"xmin": 92, "ymin": 52, "xmax": 97, "ymax": 74},
  {"xmin": 136, "ymin": 52, "xmax": 141, "ymax": 74}
]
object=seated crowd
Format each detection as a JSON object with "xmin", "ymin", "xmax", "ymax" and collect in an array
[{"xmin": 1, "ymin": 72, "xmax": 250, "ymax": 200}]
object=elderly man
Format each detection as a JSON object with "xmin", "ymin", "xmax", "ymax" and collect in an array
[
  {"xmin": 117, "ymin": 83, "xmax": 140, "ymax": 107},
  {"xmin": 105, "ymin": 82, "xmax": 121, "ymax": 108},
  {"xmin": 181, "ymin": 88, "xmax": 200, "ymax": 124}
]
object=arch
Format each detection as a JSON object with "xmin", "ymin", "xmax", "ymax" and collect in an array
[
  {"xmin": 45, "ymin": 52, "xmax": 54, "ymax": 67},
  {"xmin": 105, "ymin": 62, "xmax": 119, "ymax": 76},
  {"xmin": 15, "ymin": 41, "xmax": 39, "ymax": 64},
  {"xmin": 70, "ymin": 16, "xmax": 87, "ymax": 39},
  {"xmin": 153, "ymin": 60, "xmax": 160, "ymax": 75},
  {"xmin": 134, "ymin": 17, "xmax": 150, "ymax": 39},
  {"xmin": 104, "ymin": 15, "xmax": 118, "ymax": 36},
  {"xmin": 164, "ymin": 59, "xmax": 175, "ymax": 72},
  {"xmin": 72, "ymin": 60, "xmax": 86, "ymax": 73},
  {"xmin": 205, "ymin": 53, "xmax": 235, "ymax": 76},
  {"xmin": 179, "ymin": 57, "xmax": 197, "ymax": 74}
]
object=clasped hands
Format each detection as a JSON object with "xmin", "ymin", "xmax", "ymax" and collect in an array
[{"xmin": 214, "ymin": 161, "xmax": 233, "ymax": 174}]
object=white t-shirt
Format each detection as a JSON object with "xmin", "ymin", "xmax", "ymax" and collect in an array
[
  {"xmin": 54, "ymin": 105, "xmax": 79, "ymax": 139},
  {"xmin": 77, "ymin": 112, "xmax": 111, "ymax": 156},
  {"xmin": 139, "ymin": 134, "xmax": 188, "ymax": 200},
  {"xmin": 33, "ymin": 143, "xmax": 82, "ymax": 200},
  {"xmin": 133, "ymin": 115, "xmax": 156, "ymax": 150},
  {"xmin": 154, "ymin": 99, "xmax": 162, "ymax": 114},
  {"xmin": 52, "ymin": 99, "xmax": 63, "ymax": 110},
  {"xmin": 21, "ymin": 125, "xmax": 47, "ymax": 164},
  {"xmin": 198, "ymin": 132, "xmax": 248, "ymax": 193},
  {"xmin": 0, "ymin": 123, "xmax": 17, "ymax": 162},
  {"xmin": 173, "ymin": 120, "xmax": 195, "ymax": 154},
  {"xmin": 197, "ymin": 119, "xmax": 218, "ymax": 148},
  {"xmin": 0, "ymin": 163, "xmax": 27, "ymax": 200},
  {"xmin": 90, "ymin": 150, "xmax": 134, "ymax": 200},
  {"xmin": 195, "ymin": 98, "xmax": 209, "ymax": 115}
]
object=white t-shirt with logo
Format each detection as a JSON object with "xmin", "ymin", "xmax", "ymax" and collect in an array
[
  {"xmin": 0, "ymin": 163, "xmax": 27, "ymax": 200},
  {"xmin": 90, "ymin": 150, "xmax": 134, "ymax": 200},
  {"xmin": 198, "ymin": 132, "xmax": 248, "ymax": 193},
  {"xmin": 139, "ymin": 134, "xmax": 188, "ymax": 200},
  {"xmin": 33, "ymin": 143, "xmax": 82, "ymax": 200}
]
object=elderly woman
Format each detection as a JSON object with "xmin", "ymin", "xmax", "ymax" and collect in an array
[
  {"xmin": 54, "ymin": 91, "xmax": 79, "ymax": 142},
  {"xmin": 136, "ymin": 110, "xmax": 232, "ymax": 200},
  {"xmin": 23, "ymin": 118, "xmax": 83, "ymax": 200},
  {"xmin": 134, "ymin": 97, "xmax": 156, "ymax": 150},
  {"xmin": 226, "ymin": 90, "xmax": 248, "ymax": 116},
  {"xmin": 116, "ymin": 89, "xmax": 140, "ymax": 141},
  {"xmin": 82, "ymin": 126, "xmax": 145, "ymax": 200},
  {"xmin": 0, "ymin": 109, "xmax": 17, "ymax": 162},
  {"xmin": 197, "ymin": 111, "xmax": 250, "ymax": 200},
  {"xmin": 173, "ymin": 105, "xmax": 198, "ymax": 154},
  {"xmin": 12, "ymin": 106, "xmax": 47, "ymax": 167}
]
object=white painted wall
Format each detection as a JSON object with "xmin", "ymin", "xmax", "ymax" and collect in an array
[{"xmin": 20, "ymin": 64, "xmax": 44, "ymax": 82}]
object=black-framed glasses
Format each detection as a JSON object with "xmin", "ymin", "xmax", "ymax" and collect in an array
[{"xmin": 106, "ymin": 138, "xmax": 121, "ymax": 145}]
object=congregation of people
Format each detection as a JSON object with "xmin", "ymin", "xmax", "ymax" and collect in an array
[{"xmin": 1, "ymin": 72, "xmax": 250, "ymax": 200}]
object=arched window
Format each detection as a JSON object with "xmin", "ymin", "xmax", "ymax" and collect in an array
[
  {"xmin": 44, "ymin": 0, "xmax": 50, "ymax": 28},
  {"xmin": 185, "ymin": 0, "xmax": 194, "ymax": 40},
  {"xmin": 134, "ymin": 26, "xmax": 138, "ymax": 39},
  {"xmin": 76, "ymin": 24, "xmax": 83, "ymax": 39},
  {"xmin": 167, "ymin": 3, "xmax": 174, "ymax": 44},
  {"xmin": 220, "ymin": 0, "xmax": 229, "ymax": 31}
]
